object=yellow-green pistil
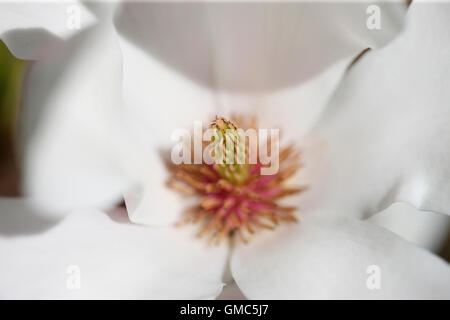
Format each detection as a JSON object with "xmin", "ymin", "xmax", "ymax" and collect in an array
[{"xmin": 167, "ymin": 116, "xmax": 304, "ymax": 243}]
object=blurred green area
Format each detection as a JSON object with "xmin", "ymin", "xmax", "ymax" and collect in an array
[
  {"xmin": 0, "ymin": 40, "xmax": 26, "ymax": 195},
  {"xmin": 0, "ymin": 40, "xmax": 25, "ymax": 141}
]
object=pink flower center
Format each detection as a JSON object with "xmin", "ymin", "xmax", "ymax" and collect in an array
[{"xmin": 167, "ymin": 116, "xmax": 304, "ymax": 244}]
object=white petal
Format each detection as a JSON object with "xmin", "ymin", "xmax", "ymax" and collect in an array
[
  {"xmin": 231, "ymin": 216, "xmax": 450, "ymax": 299},
  {"xmin": 123, "ymin": 180, "xmax": 190, "ymax": 227},
  {"xmin": 116, "ymin": 32, "xmax": 216, "ymax": 147},
  {"xmin": 217, "ymin": 57, "xmax": 354, "ymax": 140},
  {"xmin": 369, "ymin": 202, "xmax": 450, "ymax": 252},
  {"xmin": 302, "ymin": 2, "xmax": 450, "ymax": 218},
  {"xmin": 0, "ymin": 197, "xmax": 56, "ymax": 236},
  {"xmin": 0, "ymin": 202, "xmax": 228, "ymax": 299},
  {"xmin": 116, "ymin": 1, "xmax": 405, "ymax": 93},
  {"xmin": 114, "ymin": 2, "xmax": 406, "ymax": 140},
  {"xmin": 0, "ymin": 1, "xmax": 96, "ymax": 59},
  {"xmin": 21, "ymin": 25, "xmax": 131, "ymax": 216},
  {"xmin": 20, "ymin": 22, "xmax": 197, "ymax": 223}
]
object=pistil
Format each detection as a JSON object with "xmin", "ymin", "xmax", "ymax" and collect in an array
[{"xmin": 167, "ymin": 116, "xmax": 305, "ymax": 244}]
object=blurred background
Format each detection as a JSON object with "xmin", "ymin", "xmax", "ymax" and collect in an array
[{"xmin": 0, "ymin": 40, "xmax": 23, "ymax": 197}]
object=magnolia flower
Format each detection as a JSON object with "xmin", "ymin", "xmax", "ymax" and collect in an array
[{"xmin": 1, "ymin": 1, "xmax": 450, "ymax": 299}]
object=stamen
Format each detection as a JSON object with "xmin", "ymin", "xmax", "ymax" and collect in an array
[{"xmin": 167, "ymin": 115, "xmax": 305, "ymax": 244}]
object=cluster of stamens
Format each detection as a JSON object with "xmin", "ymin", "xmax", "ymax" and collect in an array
[{"xmin": 167, "ymin": 116, "xmax": 304, "ymax": 244}]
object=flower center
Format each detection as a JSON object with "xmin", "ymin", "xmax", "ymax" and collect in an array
[{"xmin": 167, "ymin": 116, "xmax": 304, "ymax": 244}]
